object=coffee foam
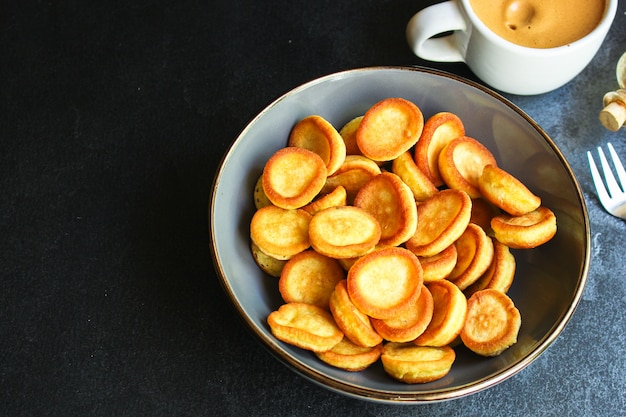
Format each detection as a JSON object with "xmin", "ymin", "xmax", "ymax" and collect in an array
[{"xmin": 470, "ymin": 0, "xmax": 606, "ymax": 48}]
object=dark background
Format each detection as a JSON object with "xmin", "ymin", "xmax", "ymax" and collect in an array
[{"xmin": 1, "ymin": 1, "xmax": 625, "ymax": 416}]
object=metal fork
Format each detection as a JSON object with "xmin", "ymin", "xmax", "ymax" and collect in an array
[{"xmin": 587, "ymin": 143, "xmax": 626, "ymax": 219}]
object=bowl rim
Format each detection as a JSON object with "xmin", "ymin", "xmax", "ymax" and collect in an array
[{"xmin": 209, "ymin": 65, "xmax": 591, "ymax": 403}]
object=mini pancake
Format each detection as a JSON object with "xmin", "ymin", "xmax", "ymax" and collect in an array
[
  {"xmin": 414, "ymin": 280, "xmax": 467, "ymax": 347},
  {"xmin": 461, "ymin": 289, "xmax": 521, "ymax": 356},
  {"xmin": 267, "ymin": 303, "xmax": 343, "ymax": 352},
  {"xmin": 478, "ymin": 164, "xmax": 541, "ymax": 216},
  {"xmin": 417, "ymin": 244, "xmax": 458, "ymax": 282},
  {"xmin": 321, "ymin": 155, "xmax": 381, "ymax": 204},
  {"xmin": 338, "ymin": 257, "xmax": 359, "ymax": 271},
  {"xmin": 329, "ymin": 280, "xmax": 383, "ymax": 347},
  {"xmin": 250, "ymin": 205, "xmax": 312, "ymax": 260},
  {"xmin": 465, "ymin": 238, "xmax": 516, "ymax": 297},
  {"xmin": 250, "ymin": 241, "xmax": 287, "ymax": 277},
  {"xmin": 470, "ymin": 197, "xmax": 500, "ymax": 233},
  {"xmin": 438, "ymin": 136, "xmax": 497, "ymax": 198},
  {"xmin": 414, "ymin": 111, "xmax": 465, "ymax": 187},
  {"xmin": 347, "ymin": 247, "xmax": 423, "ymax": 320},
  {"xmin": 405, "ymin": 189, "xmax": 472, "ymax": 257},
  {"xmin": 356, "ymin": 98, "xmax": 424, "ymax": 161},
  {"xmin": 338, "ymin": 116, "xmax": 364, "ymax": 156},
  {"xmin": 288, "ymin": 115, "xmax": 346, "ymax": 176},
  {"xmin": 279, "ymin": 250, "xmax": 345, "ymax": 309},
  {"xmin": 491, "ymin": 206, "xmax": 557, "ymax": 249},
  {"xmin": 353, "ymin": 172, "xmax": 418, "ymax": 248},
  {"xmin": 262, "ymin": 147, "xmax": 327, "ymax": 209},
  {"xmin": 448, "ymin": 223, "xmax": 495, "ymax": 291},
  {"xmin": 381, "ymin": 343, "xmax": 455, "ymax": 384},
  {"xmin": 253, "ymin": 174, "xmax": 272, "ymax": 209},
  {"xmin": 391, "ymin": 151, "xmax": 438, "ymax": 201},
  {"xmin": 301, "ymin": 185, "xmax": 347, "ymax": 216},
  {"xmin": 315, "ymin": 338, "xmax": 383, "ymax": 372},
  {"xmin": 371, "ymin": 285, "xmax": 434, "ymax": 343},
  {"xmin": 309, "ymin": 206, "xmax": 381, "ymax": 259}
]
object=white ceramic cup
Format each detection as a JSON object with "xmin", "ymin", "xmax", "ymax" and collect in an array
[{"xmin": 406, "ymin": 0, "xmax": 617, "ymax": 95}]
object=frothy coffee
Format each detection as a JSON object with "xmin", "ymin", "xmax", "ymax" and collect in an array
[{"xmin": 470, "ymin": 0, "xmax": 606, "ymax": 48}]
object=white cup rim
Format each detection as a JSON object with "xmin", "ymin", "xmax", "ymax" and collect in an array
[{"xmin": 460, "ymin": 0, "xmax": 617, "ymax": 55}]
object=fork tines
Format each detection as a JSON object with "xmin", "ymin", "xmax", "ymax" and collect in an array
[{"xmin": 587, "ymin": 142, "xmax": 626, "ymax": 219}]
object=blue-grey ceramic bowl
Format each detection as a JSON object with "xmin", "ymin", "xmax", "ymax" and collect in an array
[{"xmin": 209, "ymin": 67, "xmax": 590, "ymax": 403}]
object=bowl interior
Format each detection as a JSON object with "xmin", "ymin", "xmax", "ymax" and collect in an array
[{"xmin": 210, "ymin": 67, "xmax": 589, "ymax": 402}]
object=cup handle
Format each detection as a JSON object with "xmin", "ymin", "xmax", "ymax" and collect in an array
[{"xmin": 406, "ymin": 1, "xmax": 467, "ymax": 62}]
